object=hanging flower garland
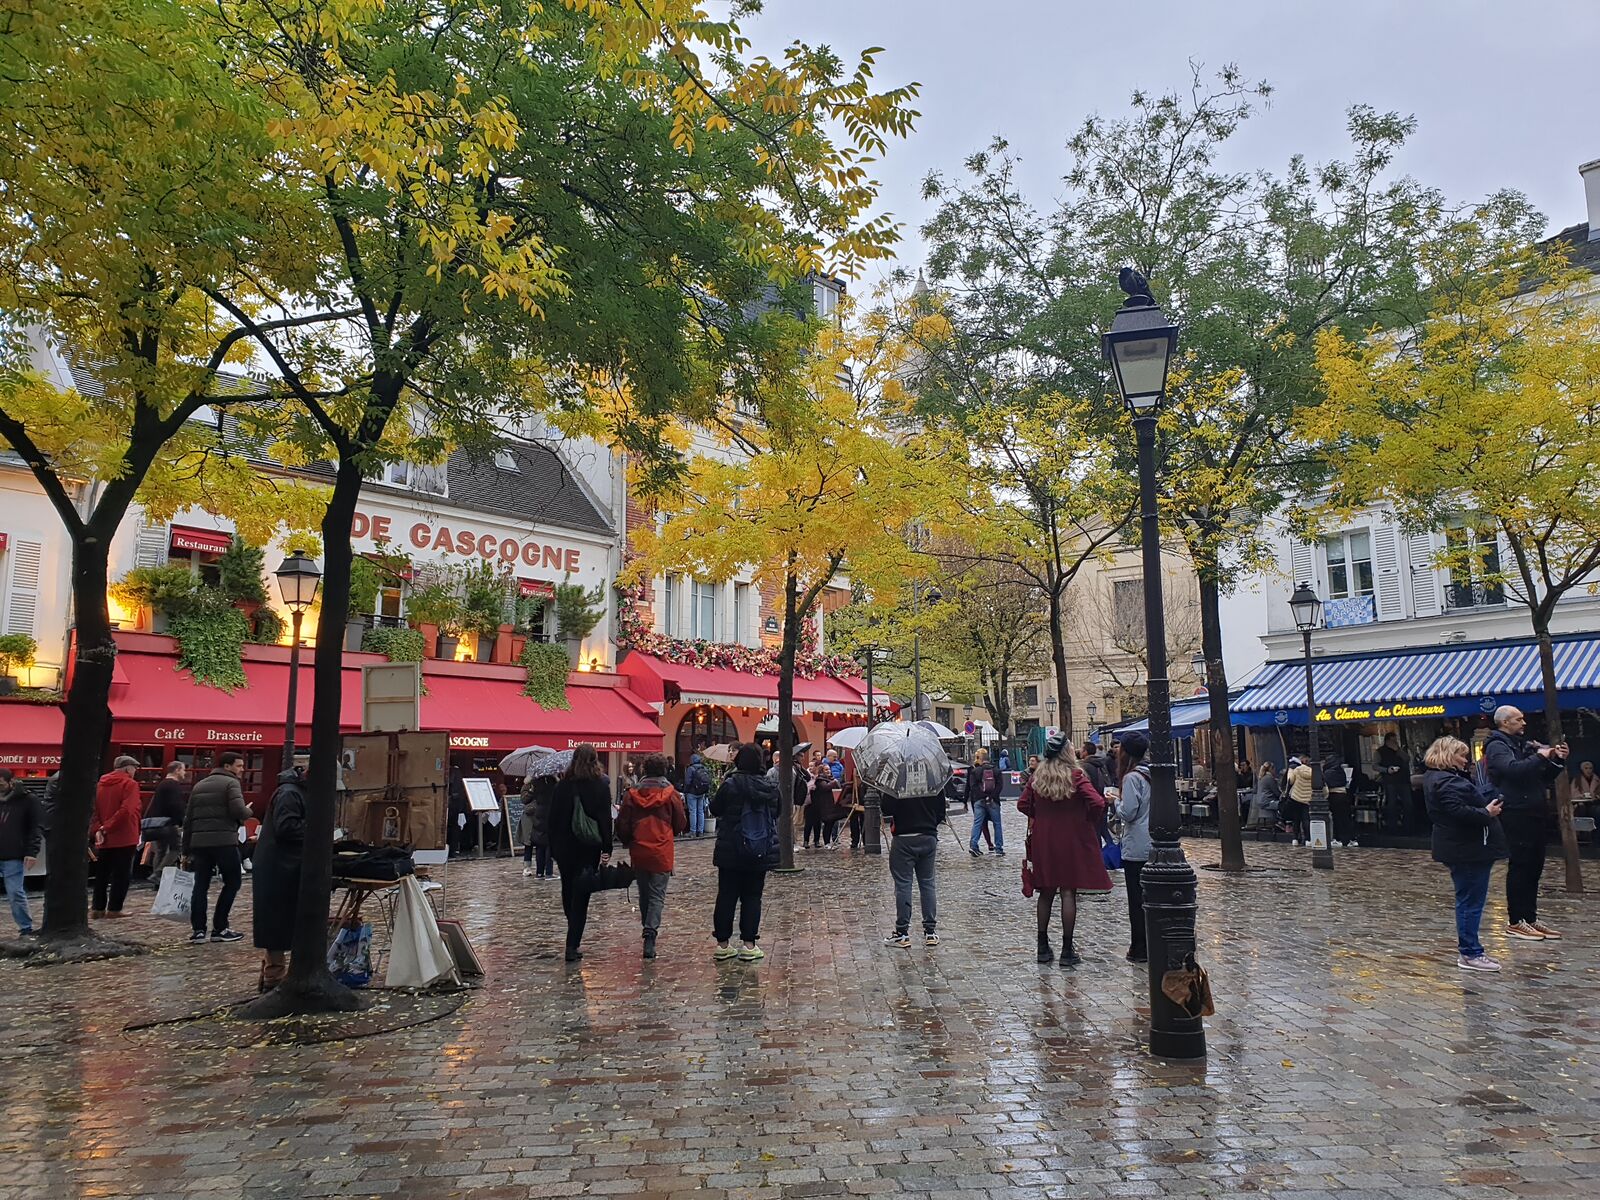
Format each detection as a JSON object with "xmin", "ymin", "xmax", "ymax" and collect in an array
[{"xmin": 615, "ymin": 584, "xmax": 858, "ymax": 680}]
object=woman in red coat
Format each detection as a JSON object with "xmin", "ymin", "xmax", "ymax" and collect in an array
[{"xmin": 1018, "ymin": 733, "xmax": 1109, "ymax": 967}]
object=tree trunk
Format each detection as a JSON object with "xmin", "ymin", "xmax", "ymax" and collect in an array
[
  {"xmin": 1198, "ymin": 573, "xmax": 1245, "ymax": 872},
  {"xmin": 248, "ymin": 455, "xmax": 365, "ymax": 1016},
  {"xmin": 1045, "ymin": 582, "xmax": 1073, "ymax": 741},
  {"xmin": 41, "ymin": 531, "xmax": 118, "ymax": 939},
  {"xmin": 1535, "ymin": 625, "xmax": 1583, "ymax": 894},
  {"xmin": 775, "ymin": 571, "xmax": 799, "ymax": 872}
]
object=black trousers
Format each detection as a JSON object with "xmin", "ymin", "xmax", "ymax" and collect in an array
[
  {"xmin": 849, "ymin": 812, "xmax": 864, "ymax": 848},
  {"xmin": 1124, "ymin": 860, "xmax": 1147, "ymax": 957},
  {"xmin": 803, "ymin": 807, "xmax": 824, "ymax": 846},
  {"xmin": 92, "ymin": 845, "xmax": 137, "ymax": 913},
  {"xmin": 558, "ymin": 852, "xmax": 599, "ymax": 951},
  {"xmin": 189, "ymin": 845, "xmax": 243, "ymax": 934},
  {"xmin": 1329, "ymin": 791, "xmax": 1357, "ymax": 844},
  {"xmin": 713, "ymin": 867, "xmax": 767, "ymax": 944},
  {"xmin": 1502, "ymin": 810, "xmax": 1547, "ymax": 925}
]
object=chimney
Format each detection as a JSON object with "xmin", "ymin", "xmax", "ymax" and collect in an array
[{"xmin": 1583, "ymin": 158, "xmax": 1600, "ymax": 241}]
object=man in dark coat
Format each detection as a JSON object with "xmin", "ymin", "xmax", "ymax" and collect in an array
[
  {"xmin": 182, "ymin": 752, "xmax": 250, "ymax": 944},
  {"xmin": 0, "ymin": 769, "xmax": 43, "ymax": 936},
  {"xmin": 1483, "ymin": 705, "xmax": 1566, "ymax": 940},
  {"xmin": 253, "ymin": 765, "xmax": 308, "ymax": 991},
  {"xmin": 1377, "ymin": 733, "xmax": 1411, "ymax": 832}
]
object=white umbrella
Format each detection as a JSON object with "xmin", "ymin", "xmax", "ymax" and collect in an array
[
  {"xmin": 827, "ymin": 726, "xmax": 870, "ymax": 750},
  {"xmin": 852, "ymin": 723, "xmax": 952, "ymax": 799},
  {"xmin": 913, "ymin": 719, "xmax": 959, "ymax": 739},
  {"xmin": 498, "ymin": 744, "xmax": 559, "ymax": 777}
]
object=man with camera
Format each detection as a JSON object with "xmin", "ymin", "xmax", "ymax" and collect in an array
[{"xmin": 1483, "ymin": 705, "xmax": 1566, "ymax": 942}]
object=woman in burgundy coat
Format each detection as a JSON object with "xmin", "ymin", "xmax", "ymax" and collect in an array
[{"xmin": 1018, "ymin": 733, "xmax": 1110, "ymax": 967}]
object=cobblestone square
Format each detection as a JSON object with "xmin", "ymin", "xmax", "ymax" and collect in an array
[{"xmin": 4, "ymin": 827, "xmax": 1598, "ymax": 1199}]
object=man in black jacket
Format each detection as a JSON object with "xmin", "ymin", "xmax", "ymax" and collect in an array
[
  {"xmin": 0, "ymin": 769, "xmax": 43, "ymax": 936},
  {"xmin": 881, "ymin": 787, "xmax": 946, "ymax": 949},
  {"xmin": 1483, "ymin": 706, "xmax": 1566, "ymax": 941},
  {"xmin": 182, "ymin": 753, "xmax": 251, "ymax": 944}
]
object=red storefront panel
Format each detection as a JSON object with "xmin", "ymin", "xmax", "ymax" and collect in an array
[
  {"xmin": 618, "ymin": 652, "xmax": 874, "ymax": 715},
  {"xmin": 0, "ymin": 703, "xmax": 63, "ymax": 771},
  {"xmin": 423, "ymin": 674, "xmax": 662, "ymax": 754}
]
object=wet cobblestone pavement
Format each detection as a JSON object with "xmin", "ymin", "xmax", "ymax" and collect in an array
[{"xmin": 4, "ymin": 818, "xmax": 1599, "ymax": 1199}]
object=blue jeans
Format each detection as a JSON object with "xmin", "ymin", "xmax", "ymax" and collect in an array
[
  {"xmin": 686, "ymin": 794, "xmax": 707, "ymax": 836},
  {"xmin": 1449, "ymin": 862, "xmax": 1492, "ymax": 958},
  {"xmin": 969, "ymin": 801, "xmax": 1003, "ymax": 852},
  {"xmin": 2, "ymin": 859, "xmax": 32, "ymax": 933}
]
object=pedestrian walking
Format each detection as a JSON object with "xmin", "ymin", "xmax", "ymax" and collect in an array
[
  {"xmin": 1282, "ymin": 756, "xmax": 1313, "ymax": 845},
  {"xmin": 90, "ymin": 756, "xmax": 144, "ymax": 918},
  {"xmin": 1423, "ymin": 736, "xmax": 1507, "ymax": 972},
  {"xmin": 1019, "ymin": 733, "xmax": 1111, "ymax": 967},
  {"xmin": 1324, "ymin": 752, "xmax": 1355, "ymax": 848},
  {"xmin": 802, "ymin": 764, "xmax": 828, "ymax": 849},
  {"xmin": 710, "ymin": 743, "xmax": 779, "ymax": 962},
  {"xmin": 181, "ymin": 752, "xmax": 250, "ymax": 944},
  {"xmin": 0, "ymin": 769, "xmax": 42, "ymax": 937},
  {"xmin": 880, "ymin": 784, "xmax": 945, "ymax": 949},
  {"xmin": 616, "ymin": 754, "xmax": 688, "ymax": 960},
  {"xmin": 965, "ymin": 748, "xmax": 1005, "ymax": 858},
  {"xmin": 519, "ymin": 774, "xmax": 557, "ymax": 879},
  {"xmin": 1250, "ymin": 761, "xmax": 1280, "ymax": 830},
  {"xmin": 1108, "ymin": 733, "xmax": 1152, "ymax": 962},
  {"xmin": 140, "ymin": 762, "xmax": 188, "ymax": 882},
  {"xmin": 1078, "ymin": 743, "xmax": 1109, "ymax": 794},
  {"xmin": 549, "ymin": 743, "xmax": 614, "ymax": 962},
  {"xmin": 683, "ymin": 752, "xmax": 712, "ymax": 839},
  {"xmin": 253, "ymin": 762, "xmax": 308, "ymax": 992},
  {"xmin": 1483, "ymin": 705, "xmax": 1565, "ymax": 941}
]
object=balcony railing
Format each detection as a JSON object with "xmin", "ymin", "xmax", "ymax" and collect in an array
[
  {"xmin": 1324, "ymin": 594, "xmax": 1376, "ymax": 627},
  {"xmin": 1445, "ymin": 581, "xmax": 1505, "ymax": 610}
]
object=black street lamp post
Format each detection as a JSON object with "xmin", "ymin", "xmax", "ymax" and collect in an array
[
  {"xmin": 1102, "ymin": 275, "xmax": 1205, "ymax": 1061},
  {"xmin": 1290, "ymin": 582, "xmax": 1333, "ymax": 869},
  {"xmin": 858, "ymin": 643, "xmax": 889, "ymax": 854},
  {"xmin": 275, "ymin": 550, "xmax": 322, "ymax": 772}
]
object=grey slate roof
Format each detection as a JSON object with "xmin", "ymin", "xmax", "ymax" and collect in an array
[{"xmin": 1543, "ymin": 222, "xmax": 1600, "ymax": 276}]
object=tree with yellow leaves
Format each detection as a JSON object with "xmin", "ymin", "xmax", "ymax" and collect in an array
[
  {"xmin": 1309, "ymin": 221, "xmax": 1600, "ymax": 893},
  {"xmin": 631, "ymin": 309, "xmax": 959, "ymax": 867}
]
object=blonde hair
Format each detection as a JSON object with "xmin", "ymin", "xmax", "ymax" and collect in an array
[
  {"xmin": 972, "ymin": 748, "xmax": 988, "ymax": 764},
  {"xmin": 1424, "ymin": 736, "xmax": 1469, "ymax": 771},
  {"xmin": 1029, "ymin": 743, "xmax": 1080, "ymax": 801}
]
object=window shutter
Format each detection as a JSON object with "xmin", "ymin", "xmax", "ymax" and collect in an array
[
  {"xmin": 1408, "ymin": 531, "xmax": 1441, "ymax": 618},
  {"xmin": 1373, "ymin": 524, "xmax": 1404, "ymax": 620},
  {"xmin": 3, "ymin": 537, "xmax": 43, "ymax": 637},
  {"xmin": 134, "ymin": 519, "xmax": 169, "ymax": 569},
  {"xmin": 1289, "ymin": 540, "xmax": 1316, "ymax": 589}
]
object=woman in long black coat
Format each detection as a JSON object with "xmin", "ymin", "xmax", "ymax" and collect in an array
[
  {"xmin": 548, "ymin": 743, "xmax": 614, "ymax": 962},
  {"xmin": 252, "ymin": 766, "xmax": 308, "ymax": 991}
]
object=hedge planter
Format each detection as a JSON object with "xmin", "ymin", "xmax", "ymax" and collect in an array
[
  {"xmin": 345, "ymin": 618, "xmax": 367, "ymax": 653},
  {"xmin": 436, "ymin": 633, "xmax": 460, "ymax": 661}
]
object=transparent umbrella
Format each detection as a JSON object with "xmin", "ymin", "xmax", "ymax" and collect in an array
[
  {"xmin": 852, "ymin": 723, "xmax": 952, "ymax": 799},
  {"xmin": 497, "ymin": 744, "xmax": 560, "ymax": 777}
]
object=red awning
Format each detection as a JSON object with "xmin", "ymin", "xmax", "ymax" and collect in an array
[
  {"xmin": 421, "ymin": 675, "xmax": 662, "ymax": 754},
  {"xmin": 170, "ymin": 525, "xmax": 233, "ymax": 555},
  {"xmin": 0, "ymin": 702, "xmax": 64, "ymax": 769},
  {"xmin": 618, "ymin": 652, "xmax": 872, "ymax": 715},
  {"xmin": 518, "ymin": 578, "xmax": 555, "ymax": 598}
]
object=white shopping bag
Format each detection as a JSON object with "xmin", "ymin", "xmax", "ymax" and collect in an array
[
  {"xmin": 385, "ymin": 875, "xmax": 459, "ymax": 989},
  {"xmin": 150, "ymin": 866, "xmax": 195, "ymax": 921}
]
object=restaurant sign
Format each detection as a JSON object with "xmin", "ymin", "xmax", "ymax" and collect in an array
[
  {"xmin": 1314, "ymin": 701, "xmax": 1447, "ymax": 723},
  {"xmin": 350, "ymin": 510, "xmax": 583, "ymax": 573}
]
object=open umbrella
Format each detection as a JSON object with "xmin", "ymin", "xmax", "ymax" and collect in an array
[
  {"xmin": 521, "ymin": 748, "xmax": 575, "ymax": 779},
  {"xmin": 912, "ymin": 719, "xmax": 959, "ymax": 740},
  {"xmin": 701, "ymin": 743, "xmax": 736, "ymax": 764},
  {"xmin": 827, "ymin": 726, "xmax": 869, "ymax": 750},
  {"xmin": 852, "ymin": 723, "xmax": 952, "ymax": 799},
  {"xmin": 498, "ymin": 744, "xmax": 559, "ymax": 777}
]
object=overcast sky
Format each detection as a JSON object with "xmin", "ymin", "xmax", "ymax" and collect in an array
[{"xmin": 749, "ymin": 0, "xmax": 1599, "ymax": 280}]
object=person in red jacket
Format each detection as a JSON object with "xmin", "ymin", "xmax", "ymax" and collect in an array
[
  {"xmin": 91, "ymin": 756, "xmax": 145, "ymax": 917},
  {"xmin": 616, "ymin": 753, "xmax": 688, "ymax": 960}
]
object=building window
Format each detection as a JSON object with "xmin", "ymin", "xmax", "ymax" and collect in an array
[
  {"xmin": 1014, "ymin": 684, "xmax": 1038, "ymax": 708},
  {"xmin": 813, "ymin": 280, "xmax": 839, "ymax": 321},
  {"xmin": 1444, "ymin": 519, "xmax": 1504, "ymax": 609},
  {"xmin": 734, "ymin": 582, "xmax": 752, "ymax": 646},
  {"xmin": 378, "ymin": 582, "xmax": 404, "ymax": 626},
  {"xmin": 379, "ymin": 461, "xmax": 448, "ymax": 497},
  {"xmin": 935, "ymin": 706, "xmax": 955, "ymax": 729},
  {"xmin": 493, "ymin": 449, "xmax": 520, "ymax": 473},
  {"xmin": 692, "ymin": 579, "xmax": 717, "ymax": 641},
  {"xmin": 675, "ymin": 706, "xmax": 739, "ymax": 768},
  {"xmin": 1112, "ymin": 578, "xmax": 1144, "ymax": 642},
  {"xmin": 662, "ymin": 575, "xmax": 681, "ymax": 637},
  {"xmin": 1323, "ymin": 529, "xmax": 1374, "ymax": 600}
]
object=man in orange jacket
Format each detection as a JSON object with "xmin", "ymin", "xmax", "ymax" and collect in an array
[
  {"xmin": 91, "ymin": 756, "xmax": 145, "ymax": 917},
  {"xmin": 616, "ymin": 753, "xmax": 688, "ymax": 960}
]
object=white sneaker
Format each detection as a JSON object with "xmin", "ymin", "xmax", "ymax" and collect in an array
[
  {"xmin": 1458, "ymin": 954, "xmax": 1502, "ymax": 972},
  {"xmin": 522, "ymin": 866, "xmax": 535, "ymax": 877}
]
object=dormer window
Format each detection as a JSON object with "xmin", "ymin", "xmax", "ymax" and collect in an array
[{"xmin": 494, "ymin": 449, "xmax": 520, "ymax": 473}]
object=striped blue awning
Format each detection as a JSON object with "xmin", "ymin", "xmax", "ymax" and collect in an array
[
  {"xmin": 1119, "ymin": 695, "xmax": 1227, "ymax": 738},
  {"xmin": 1230, "ymin": 635, "xmax": 1600, "ymax": 725}
]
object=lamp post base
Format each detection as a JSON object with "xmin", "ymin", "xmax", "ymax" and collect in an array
[
  {"xmin": 863, "ymin": 795, "xmax": 883, "ymax": 855},
  {"xmin": 1141, "ymin": 843, "xmax": 1207, "ymax": 1061}
]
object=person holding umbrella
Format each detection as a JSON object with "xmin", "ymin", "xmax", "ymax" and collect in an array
[
  {"xmin": 1018, "ymin": 732, "xmax": 1110, "ymax": 967},
  {"xmin": 851, "ymin": 723, "xmax": 953, "ymax": 949}
]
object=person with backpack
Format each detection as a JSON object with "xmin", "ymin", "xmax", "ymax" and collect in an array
[
  {"xmin": 549, "ymin": 744, "xmax": 614, "ymax": 962},
  {"xmin": 1018, "ymin": 733, "xmax": 1110, "ymax": 967},
  {"xmin": 709, "ymin": 743, "xmax": 779, "ymax": 962},
  {"xmin": 616, "ymin": 754, "xmax": 688, "ymax": 960},
  {"xmin": 965, "ymin": 748, "xmax": 1005, "ymax": 858},
  {"xmin": 683, "ymin": 752, "xmax": 712, "ymax": 839},
  {"xmin": 1112, "ymin": 732, "xmax": 1152, "ymax": 963}
]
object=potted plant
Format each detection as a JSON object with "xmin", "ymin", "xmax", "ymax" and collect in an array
[
  {"xmin": 461, "ymin": 562, "xmax": 510, "ymax": 662},
  {"xmin": 111, "ymin": 564, "xmax": 201, "ymax": 633},
  {"xmin": 405, "ymin": 565, "xmax": 464, "ymax": 659},
  {"xmin": 217, "ymin": 537, "xmax": 268, "ymax": 616},
  {"xmin": 0, "ymin": 633, "xmax": 37, "ymax": 695},
  {"xmin": 347, "ymin": 555, "xmax": 382, "ymax": 651},
  {"xmin": 554, "ymin": 577, "xmax": 607, "ymax": 668}
]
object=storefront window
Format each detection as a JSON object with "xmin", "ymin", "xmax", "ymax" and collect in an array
[
  {"xmin": 1324, "ymin": 529, "xmax": 1374, "ymax": 600},
  {"xmin": 675, "ymin": 706, "xmax": 737, "ymax": 766}
]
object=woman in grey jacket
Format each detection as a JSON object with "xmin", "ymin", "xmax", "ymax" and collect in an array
[{"xmin": 1113, "ymin": 733, "xmax": 1152, "ymax": 964}]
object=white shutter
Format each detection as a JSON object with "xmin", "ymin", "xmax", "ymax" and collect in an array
[
  {"xmin": 1373, "ymin": 523, "xmax": 1404, "ymax": 620},
  {"xmin": 1289, "ymin": 540, "xmax": 1316, "ymax": 590},
  {"xmin": 3, "ymin": 537, "xmax": 43, "ymax": 637},
  {"xmin": 1408, "ymin": 531, "xmax": 1442, "ymax": 617},
  {"xmin": 134, "ymin": 519, "xmax": 169, "ymax": 569}
]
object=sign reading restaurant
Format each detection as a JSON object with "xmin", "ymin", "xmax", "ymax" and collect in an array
[
  {"xmin": 350, "ymin": 509, "xmax": 584, "ymax": 573},
  {"xmin": 1314, "ymin": 701, "xmax": 1448, "ymax": 723}
]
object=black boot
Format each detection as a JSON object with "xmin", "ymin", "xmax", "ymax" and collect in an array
[
  {"xmin": 642, "ymin": 930, "xmax": 657, "ymax": 960},
  {"xmin": 1061, "ymin": 942, "xmax": 1082, "ymax": 968},
  {"xmin": 1036, "ymin": 931, "xmax": 1054, "ymax": 964}
]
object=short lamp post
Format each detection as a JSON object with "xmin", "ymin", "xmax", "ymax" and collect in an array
[
  {"xmin": 275, "ymin": 551, "xmax": 322, "ymax": 772},
  {"xmin": 857, "ymin": 643, "xmax": 890, "ymax": 855},
  {"xmin": 1045, "ymin": 697, "xmax": 1056, "ymax": 729},
  {"xmin": 1290, "ymin": 581, "xmax": 1332, "ymax": 870},
  {"xmin": 1102, "ymin": 273, "xmax": 1205, "ymax": 1061},
  {"xmin": 1086, "ymin": 700, "xmax": 1098, "ymax": 740}
]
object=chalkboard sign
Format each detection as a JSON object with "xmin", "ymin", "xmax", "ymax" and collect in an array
[{"xmin": 505, "ymin": 787, "xmax": 526, "ymax": 843}]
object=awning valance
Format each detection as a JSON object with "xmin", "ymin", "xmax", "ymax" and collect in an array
[
  {"xmin": 169, "ymin": 525, "xmax": 233, "ymax": 555},
  {"xmin": 619, "ymin": 652, "xmax": 874, "ymax": 715}
]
